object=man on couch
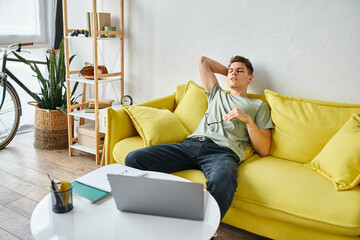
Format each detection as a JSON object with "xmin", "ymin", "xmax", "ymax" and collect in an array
[{"xmin": 125, "ymin": 56, "xmax": 273, "ymax": 220}]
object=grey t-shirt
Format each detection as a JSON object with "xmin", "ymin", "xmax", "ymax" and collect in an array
[{"xmin": 188, "ymin": 83, "xmax": 273, "ymax": 161}]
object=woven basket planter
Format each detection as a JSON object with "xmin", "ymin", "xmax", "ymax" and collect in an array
[{"xmin": 34, "ymin": 106, "xmax": 68, "ymax": 150}]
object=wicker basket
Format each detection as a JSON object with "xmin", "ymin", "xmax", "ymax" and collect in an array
[{"xmin": 34, "ymin": 107, "xmax": 68, "ymax": 150}]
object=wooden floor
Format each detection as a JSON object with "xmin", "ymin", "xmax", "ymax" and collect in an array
[{"xmin": 0, "ymin": 131, "xmax": 269, "ymax": 240}]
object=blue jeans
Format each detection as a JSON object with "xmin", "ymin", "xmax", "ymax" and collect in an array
[{"xmin": 125, "ymin": 137, "xmax": 239, "ymax": 219}]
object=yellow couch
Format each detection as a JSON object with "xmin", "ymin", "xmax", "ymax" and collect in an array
[{"xmin": 105, "ymin": 81, "xmax": 360, "ymax": 240}]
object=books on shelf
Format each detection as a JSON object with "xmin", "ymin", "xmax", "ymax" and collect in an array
[
  {"xmin": 87, "ymin": 12, "xmax": 111, "ymax": 37},
  {"xmin": 72, "ymin": 164, "xmax": 148, "ymax": 203},
  {"xmin": 88, "ymin": 98, "xmax": 114, "ymax": 108},
  {"xmin": 84, "ymin": 98, "xmax": 114, "ymax": 112}
]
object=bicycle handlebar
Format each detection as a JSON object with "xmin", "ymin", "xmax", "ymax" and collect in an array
[
  {"xmin": 3, "ymin": 42, "xmax": 33, "ymax": 53},
  {"xmin": 20, "ymin": 42, "xmax": 33, "ymax": 47},
  {"xmin": 16, "ymin": 42, "xmax": 33, "ymax": 52},
  {"xmin": 1, "ymin": 42, "xmax": 35, "ymax": 66}
]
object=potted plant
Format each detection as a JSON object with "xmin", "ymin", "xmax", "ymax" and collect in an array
[{"xmin": 14, "ymin": 39, "xmax": 78, "ymax": 150}]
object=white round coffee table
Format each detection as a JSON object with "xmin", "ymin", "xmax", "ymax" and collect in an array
[{"xmin": 31, "ymin": 171, "xmax": 220, "ymax": 240}]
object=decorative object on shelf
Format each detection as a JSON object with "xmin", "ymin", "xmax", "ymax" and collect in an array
[
  {"xmin": 80, "ymin": 62, "xmax": 108, "ymax": 79},
  {"xmin": 14, "ymin": 39, "xmax": 78, "ymax": 150},
  {"xmin": 85, "ymin": 98, "xmax": 114, "ymax": 112},
  {"xmin": 121, "ymin": 95, "xmax": 133, "ymax": 105},
  {"xmin": 88, "ymin": 98, "xmax": 114, "ymax": 108},
  {"xmin": 77, "ymin": 123, "xmax": 105, "ymax": 149},
  {"xmin": 86, "ymin": 12, "xmax": 92, "ymax": 37},
  {"xmin": 70, "ymin": 29, "xmax": 89, "ymax": 37},
  {"xmin": 104, "ymin": 26, "xmax": 116, "ymax": 38},
  {"xmin": 89, "ymin": 12, "xmax": 111, "ymax": 37}
]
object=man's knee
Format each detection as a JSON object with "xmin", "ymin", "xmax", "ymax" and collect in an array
[
  {"xmin": 208, "ymin": 171, "xmax": 237, "ymax": 193},
  {"xmin": 125, "ymin": 150, "xmax": 145, "ymax": 168},
  {"xmin": 205, "ymin": 165, "xmax": 237, "ymax": 219},
  {"xmin": 206, "ymin": 160, "xmax": 238, "ymax": 192}
]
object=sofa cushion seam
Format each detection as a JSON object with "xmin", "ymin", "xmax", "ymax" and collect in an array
[{"xmin": 234, "ymin": 196, "xmax": 360, "ymax": 229}]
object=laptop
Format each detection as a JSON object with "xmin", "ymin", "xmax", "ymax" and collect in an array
[{"xmin": 107, "ymin": 174, "xmax": 209, "ymax": 221}]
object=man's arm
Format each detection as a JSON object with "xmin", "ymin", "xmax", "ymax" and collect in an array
[
  {"xmin": 246, "ymin": 122, "xmax": 271, "ymax": 157},
  {"xmin": 223, "ymin": 108, "xmax": 271, "ymax": 157},
  {"xmin": 199, "ymin": 56, "xmax": 228, "ymax": 92}
]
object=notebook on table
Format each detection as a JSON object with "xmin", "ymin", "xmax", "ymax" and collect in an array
[
  {"xmin": 72, "ymin": 164, "xmax": 148, "ymax": 203},
  {"xmin": 107, "ymin": 174, "xmax": 209, "ymax": 221}
]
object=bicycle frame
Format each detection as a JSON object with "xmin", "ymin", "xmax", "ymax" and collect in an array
[
  {"xmin": 0, "ymin": 44, "xmax": 46, "ymax": 111},
  {"xmin": 6, "ymin": 58, "xmax": 45, "ymax": 101},
  {"xmin": 0, "ymin": 42, "xmax": 48, "ymax": 149}
]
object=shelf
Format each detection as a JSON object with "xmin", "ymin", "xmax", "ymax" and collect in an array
[
  {"xmin": 67, "ymin": 75, "xmax": 121, "ymax": 84},
  {"xmin": 65, "ymin": 35, "xmax": 123, "ymax": 40},
  {"xmin": 70, "ymin": 143, "xmax": 98, "ymax": 155},
  {"xmin": 69, "ymin": 106, "xmax": 111, "ymax": 122},
  {"xmin": 64, "ymin": 0, "xmax": 125, "ymax": 165},
  {"xmin": 69, "ymin": 109, "xmax": 96, "ymax": 120}
]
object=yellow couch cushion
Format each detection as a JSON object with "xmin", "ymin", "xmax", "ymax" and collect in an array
[
  {"xmin": 265, "ymin": 90, "xmax": 360, "ymax": 163},
  {"xmin": 173, "ymin": 81, "xmax": 208, "ymax": 133},
  {"xmin": 233, "ymin": 155, "xmax": 360, "ymax": 236},
  {"xmin": 122, "ymin": 105, "xmax": 189, "ymax": 147},
  {"xmin": 305, "ymin": 114, "xmax": 360, "ymax": 191},
  {"xmin": 113, "ymin": 136, "xmax": 145, "ymax": 165}
]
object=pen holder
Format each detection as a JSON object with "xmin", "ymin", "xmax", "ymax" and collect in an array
[{"xmin": 50, "ymin": 183, "xmax": 73, "ymax": 213}]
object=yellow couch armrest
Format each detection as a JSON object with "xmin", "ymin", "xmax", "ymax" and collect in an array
[
  {"xmin": 105, "ymin": 108, "xmax": 136, "ymax": 165},
  {"xmin": 105, "ymin": 93, "xmax": 176, "ymax": 165}
]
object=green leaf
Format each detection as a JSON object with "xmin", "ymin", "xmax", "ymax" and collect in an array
[
  {"xmin": 12, "ymin": 52, "xmax": 28, "ymax": 65},
  {"xmin": 71, "ymin": 82, "xmax": 79, "ymax": 97},
  {"xmin": 13, "ymin": 37, "xmax": 78, "ymax": 110}
]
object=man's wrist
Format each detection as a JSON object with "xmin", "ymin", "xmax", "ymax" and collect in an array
[
  {"xmin": 245, "ymin": 116, "xmax": 255, "ymax": 127},
  {"xmin": 220, "ymin": 67, "xmax": 228, "ymax": 76}
]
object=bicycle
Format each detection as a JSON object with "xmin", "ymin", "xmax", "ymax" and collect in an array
[{"xmin": 0, "ymin": 42, "xmax": 46, "ymax": 149}]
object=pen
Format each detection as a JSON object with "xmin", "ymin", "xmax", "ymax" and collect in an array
[{"xmin": 47, "ymin": 173, "xmax": 68, "ymax": 212}]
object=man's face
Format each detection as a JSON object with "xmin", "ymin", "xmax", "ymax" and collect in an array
[{"xmin": 227, "ymin": 62, "xmax": 253, "ymax": 89}]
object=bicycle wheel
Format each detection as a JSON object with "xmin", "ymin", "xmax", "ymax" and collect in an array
[{"xmin": 0, "ymin": 81, "xmax": 21, "ymax": 149}]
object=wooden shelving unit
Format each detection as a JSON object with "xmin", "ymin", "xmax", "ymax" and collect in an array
[{"xmin": 63, "ymin": 0, "xmax": 124, "ymax": 165}]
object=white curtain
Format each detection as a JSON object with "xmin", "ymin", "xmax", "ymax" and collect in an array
[
  {"xmin": 0, "ymin": 0, "xmax": 58, "ymax": 132},
  {"xmin": 0, "ymin": 0, "xmax": 56, "ymax": 47}
]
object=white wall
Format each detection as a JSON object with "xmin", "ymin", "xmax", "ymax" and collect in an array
[
  {"xmin": 65, "ymin": 0, "xmax": 360, "ymax": 105},
  {"xmin": 122, "ymin": 0, "xmax": 360, "ymax": 104},
  {"xmin": 7, "ymin": 0, "xmax": 360, "ymax": 130}
]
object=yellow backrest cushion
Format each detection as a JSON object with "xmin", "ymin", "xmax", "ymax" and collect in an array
[
  {"xmin": 173, "ymin": 81, "xmax": 208, "ymax": 133},
  {"xmin": 122, "ymin": 105, "xmax": 189, "ymax": 147},
  {"xmin": 265, "ymin": 90, "xmax": 360, "ymax": 163},
  {"xmin": 305, "ymin": 114, "xmax": 360, "ymax": 191}
]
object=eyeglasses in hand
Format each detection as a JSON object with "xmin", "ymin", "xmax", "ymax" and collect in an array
[{"xmin": 205, "ymin": 113, "xmax": 224, "ymax": 126}]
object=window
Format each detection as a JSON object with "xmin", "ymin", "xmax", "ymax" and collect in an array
[{"xmin": 0, "ymin": 0, "xmax": 46, "ymax": 44}]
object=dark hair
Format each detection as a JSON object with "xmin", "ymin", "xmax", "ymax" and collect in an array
[{"xmin": 228, "ymin": 56, "xmax": 254, "ymax": 75}]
